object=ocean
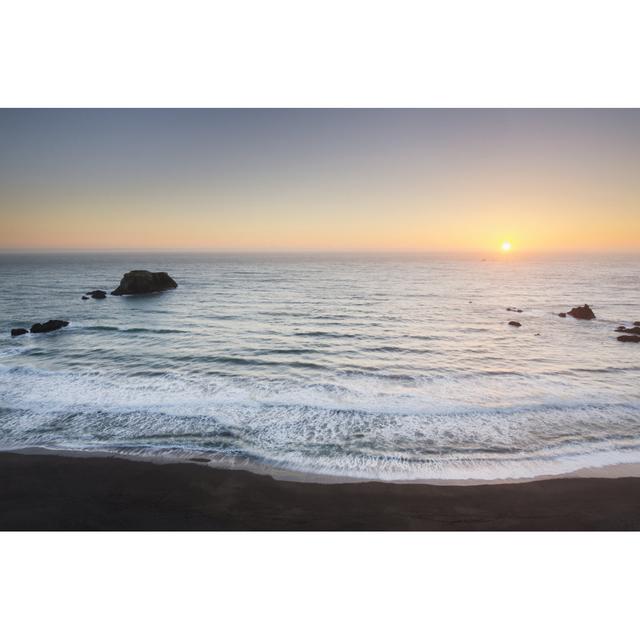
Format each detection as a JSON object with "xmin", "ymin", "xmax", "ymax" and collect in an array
[{"xmin": 1, "ymin": 252, "xmax": 639, "ymax": 481}]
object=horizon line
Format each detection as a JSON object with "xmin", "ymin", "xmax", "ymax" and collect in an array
[{"xmin": 1, "ymin": 247, "xmax": 638, "ymax": 255}]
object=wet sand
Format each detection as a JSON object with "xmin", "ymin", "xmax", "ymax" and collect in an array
[{"xmin": 1, "ymin": 451, "xmax": 640, "ymax": 530}]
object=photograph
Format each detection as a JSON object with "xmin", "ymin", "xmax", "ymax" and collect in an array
[
  {"xmin": 3, "ymin": 3, "xmax": 640, "ymax": 638},
  {"xmin": 1, "ymin": 108, "xmax": 639, "ymax": 531}
]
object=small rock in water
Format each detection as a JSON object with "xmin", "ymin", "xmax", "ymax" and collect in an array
[
  {"xmin": 81, "ymin": 296, "xmax": 89, "ymax": 300},
  {"xmin": 11, "ymin": 328, "xmax": 28, "ymax": 337},
  {"xmin": 86, "ymin": 290, "xmax": 107, "ymax": 299},
  {"xmin": 508, "ymin": 320, "xmax": 521, "ymax": 327},
  {"xmin": 615, "ymin": 326, "xmax": 640, "ymax": 335},
  {"xmin": 567, "ymin": 304, "xmax": 596, "ymax": 320},
  {"xmin": 617, "ymin": 334, "xmax": 640, "ymax": 343},
  {"xmin": 558, "ymin": 312, "xmax": 567, "ymax": 318},
  {"xmin": 30, "ymin": 319, "xmax": 69, "ymax": 334}
]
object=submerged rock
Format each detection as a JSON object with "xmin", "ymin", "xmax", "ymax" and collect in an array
[
  {"xmin": 111, "ymin": 271, "xmax": 178, "ymax": 296},
  {"xmin": 86, "ymin": 290, "xmax": 107, "ymax": 299},
  {"xmin": 567, "ymin": 304, "xmax": 596, "ymax": 320},
  {"xmin": 11, "ymin": 328, "xmax": 28, "ymax": 337},
  {"xmin": 634, "ymin": 321, "xmax": 640, "ymax": 327},
  {"xmin": 508, "ymin": 320, "xmax": 521, "ymax": 327},
  {"xmin": 506, "ymin": 307, "xmax": 523, "ymax": 313},
  {"xmin": 615, "ymin": 326, "xmax": 640, "ymax": 335},
  {"xmin": 30, "ymin": 319, "xmax": 69, "ymax": 334},
  {"xmin": 617, "ymin": 334, "xmax": 640, "ymax": 343}
]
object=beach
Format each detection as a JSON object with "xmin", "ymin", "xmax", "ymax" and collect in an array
[
  {"xmin": 3, "ymin": 254, "xmax": 640, "ymax": 530},
  {"xmin": 2, "ymin": 451, "xmax": 640, "ymax": 530}
]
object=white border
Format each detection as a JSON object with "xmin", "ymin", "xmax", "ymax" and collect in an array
[
  {"xmin": 2, "ymin": 1, "xmax": 639, "ymax": 637},
  {"xmin": 1, "ymin": 1, "xmax": 639, "ymax": 107},
  {"xmin": 1, "ymin": 533, "xmax": 638, "ymax": 640}
]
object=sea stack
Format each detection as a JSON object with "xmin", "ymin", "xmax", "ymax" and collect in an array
[{"xmin": 111, "ymin": 271, "xmax": 178, "ymax": 296}]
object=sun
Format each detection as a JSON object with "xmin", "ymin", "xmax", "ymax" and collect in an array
[{"xmin": 501, "ymin": 241, "xmax": 512, "ymax": 252}]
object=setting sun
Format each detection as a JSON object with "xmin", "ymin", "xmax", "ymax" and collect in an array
[{"xmin": 501, "ymin": 241, "xmax": 512, "ymax": 252}]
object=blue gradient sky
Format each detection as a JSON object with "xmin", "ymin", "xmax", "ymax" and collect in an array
[{"xmin": 1, "ymin": 109, "xmax": 639, "ymax": 251}]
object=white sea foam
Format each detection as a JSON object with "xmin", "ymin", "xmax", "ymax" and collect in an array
[{"xmin": 1, "ymin": 362, "xmax": 640, "ymax": 480}]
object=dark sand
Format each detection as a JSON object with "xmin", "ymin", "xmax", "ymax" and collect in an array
[{"xmin": 1, "ymin": 452, "xmax": 640, "ymax": 530}]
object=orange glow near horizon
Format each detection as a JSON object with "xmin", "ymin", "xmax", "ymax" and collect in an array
[
  {"xmin": 1, "ymin": 110, "xmax": 640, "ymax": 253},
  {"xmin": 2, "ymin": 181, "xmax": 639, "ymax": 254}
]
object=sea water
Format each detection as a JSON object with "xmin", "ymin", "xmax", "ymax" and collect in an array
[{"xmin": 1, "ymin": 252, "xmax": 639, "ymax": 481}]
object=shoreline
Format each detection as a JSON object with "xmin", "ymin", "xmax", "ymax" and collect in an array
[
  {"xmin": 2, "ymin": 449, "xmax": 640, "ymax": 530},
  {"xmin": 5, "ymin": 445, "xmax": 640, "ymax": 486}
]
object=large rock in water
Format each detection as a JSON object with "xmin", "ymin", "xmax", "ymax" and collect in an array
[
  {"xmin": 567, "ymin": 304, "xmax": 596, "ymax": 320},
  {"xmin": 30, "ymin": 320, "xmax": 69, "ymax": 334},
  {"xmin": 111, "ymin": 271, "xmax": 177, "ymax": 296},
  {"xmin": 11, "ymin": 328, "xmax": 28, "ymax": 337}
]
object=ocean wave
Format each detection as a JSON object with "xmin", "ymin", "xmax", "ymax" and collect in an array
[
  {"xmin": 294, "ymin": 331, "xmax": 359, "ymax": 338},
  {"xmin": 76, "ymin": 325, "xmax": 188, "ymax": 334},
  {"xmin": 2, "ymin": 363, "xmax": 640, "ymax": 447},
  {"xmin": 2, "ymin": 359, "xmax": 640, "ymax": 481},
  {"xmin": 169, "ymin": 354, "xmax": 329, "ymax": 369},
  {"xmin": 252, "ymin": 347, "xmax": 325, "ymax": 356},
  {"xmin": 2, "ymin": 411, "xmax": 640, "ymax": 481}
]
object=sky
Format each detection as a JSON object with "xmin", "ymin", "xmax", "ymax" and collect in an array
[{"xmin": 1, "ymin": 109, "xmax": 639, "ymax": 252}]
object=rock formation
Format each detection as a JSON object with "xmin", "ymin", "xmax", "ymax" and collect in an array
[
  {"xmin": 614, "ymin": 326, "xmax": 640, "ymax": 335},
  {"xmin": 86, "ymin": 290, "xmax": 107, "ymax": 299},
  {"xmin": 30, "ymin": 320, "xmax": 69, "ymax": 334},
  {"xmin": 567, "ymin": 304, "xmax": 596, "ymax": 320},
  {"xmin": 111, "ymin": 271, "xmax": 177, "ymax": 296}
]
